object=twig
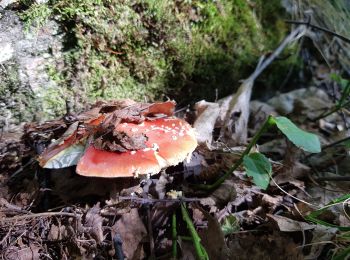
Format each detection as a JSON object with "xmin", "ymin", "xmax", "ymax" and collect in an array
[
  {"xmin": 0, "ymin": 227, "xmax": 12, "ymax": 246},
  {"xmin": 222, "ymin": 25, "xmax": 307, "ymax": 145},
  {"xmin": 315, "ymin": 176, "xmax": 350, "ymax": 182},
  {"xmin": 305, "ymin": 135, "xmax": 350, "ymax": 160},
  {"xmin": 0, "ymin": 212, "xmax": 78, "ymax": 223},
  {"xmin": 285, "ymin": 20, "xmax": 350, "ymax": 44},
  {"xmin": 322, "ymin": 136, "xmax": 350, "ymax": 150},
  {"xmin": 117, "ymin": 196, "xmax": 199, "ymax": 203},
  {"xmin": 312, "ymin": 100, "xmax": 350, "ymax": 121}
]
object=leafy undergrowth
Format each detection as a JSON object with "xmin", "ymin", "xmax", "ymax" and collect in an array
[{"xmin": 0, "ymin": 74, "xmax": 349, "ymax": 259}]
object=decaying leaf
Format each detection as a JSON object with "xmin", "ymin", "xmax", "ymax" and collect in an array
[
  {"xmin": 112, "ymin": 208, "xmax": 147, "ymax": 259},
  {"xmin": 84, "ymin": 203, "xmax": 104, "ymax": 243},
  {"xmin": 193, "ymin": 100, "xmax": 220, "ymax": 146},
  {"xmin": 4, "ymin": 245, "xmax": 41, "ymax": 260},
  {"xmin": 267, "ymin": 214, "xmax": 316, "ymax": 232},
  {"xmin": 196, "ymin": 205, "xmax": 230, "ymax": 259}
]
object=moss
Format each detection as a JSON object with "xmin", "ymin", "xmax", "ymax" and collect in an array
[
  {"xmin": 19, "ymin": 0, "xmax": 292, "ymax": 114},
  {"xmin": 19, "ymin": 2, "xmax": 52, "ymax": 30},
  {"xmin": 0, "ymin": 63, "xmax": 38, "ymax": 127}
]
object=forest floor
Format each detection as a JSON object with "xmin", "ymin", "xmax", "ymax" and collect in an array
[
  {"xmin": 1, "ymin": 1, "xmax": 350, "ymax": 260},
  {"xmin": 0, "ymin": 73, "xmax": 349, "ymax": 259}
]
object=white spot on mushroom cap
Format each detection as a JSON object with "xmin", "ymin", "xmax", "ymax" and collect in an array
[{"xmin": 152, "ymin": 143, "xmax": 159, "ymax": 151}]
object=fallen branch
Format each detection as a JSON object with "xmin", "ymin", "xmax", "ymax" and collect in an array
[
  {"xmin": 221, "ymin": 25, "xmax": 307, "ymax": 145},
  {"xmin": 0, "ymin": 212, "xmax": 78, "ymax": 223}
]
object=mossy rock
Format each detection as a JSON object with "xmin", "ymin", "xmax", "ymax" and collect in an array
[{"xmin": 17, "ymin": 0, "xmax": 292, "ymax": 118}]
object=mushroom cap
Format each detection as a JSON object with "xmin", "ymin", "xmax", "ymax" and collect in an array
[{"xmin": 76, "ymin": 117, "xmax": 197, "ymax": 178}]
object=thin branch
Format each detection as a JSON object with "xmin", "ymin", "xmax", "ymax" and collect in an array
[
  {"xmin": 117, "ymin": 196, "xmax": 200, "ymax": 204},
  {"xmin": 0, "ymin": 212, "xmax": 78, "ymax": 223},
  {"xmin": 285, "ymin": 20, "xmax": 350, "ymax": 44}
]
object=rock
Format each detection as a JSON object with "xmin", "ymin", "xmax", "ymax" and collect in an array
[
  {"xmin": 267, "ymin": 87, "xmax": 331, "ymax": 115},
  {"xmin": 0, "ymin": 0, "xmax": 16, "ymax": 9},
  {"xmin": 0, "ymin": 42, "xmax": 14, "ymax": 63},
  {"xmin": 0, "ymin": 10, "xmax": 64, "ymax": 130}
]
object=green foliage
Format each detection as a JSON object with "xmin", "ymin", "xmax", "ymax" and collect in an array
[
  {"xmin": 198, "ymin": 115, "xmax": 321, "ymax": 191},
  {"xmin": 19, "ymin": 2, "xmax": 52, "ymax": 30},
  {"xmin": 332, "ymin": 247, "xmax": 350, "ymax": 260},
  {"xmin": 243, "ymin": 153, "xmax": 271, "ymax": 189},
  {"xmin": 274, "ymin": 116, "xmax": 321, "ymax": 153},
  {"xmin": 221, "ymin": 215, "xmax": 240, "ymax": 235},
  {"xmin": 181, "ymin": 203, "xmax": 209, "ymax": 260},
  {"xmin": 19, "ymin": 0, "xmax": 291, "ymax": 113},
  {"xmin": 305, "ymin": 194, "xmax": 350, "ymax": 231}
]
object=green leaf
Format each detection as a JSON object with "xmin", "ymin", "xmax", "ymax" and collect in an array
[
  {"xmin": 243, "ymin": 153, "xmax": 271, "ymax": 189},
  {"xmin": 305, "ymin": 194, "xmax": 350, "ymax": 231},
  {"xmin": 332, "ymin": 247, "xmax": 350, "ymax": 260},
  {"xmin": 221, "ymin": 215, "xmax": 239, "ymax": 235},
  {"xmin": 343, "ymin": 139, "xmax": 350, "ymax": 149},
  {"xmin": 274, "ymin": 116, "xmax": 321, "ymax": 153}
]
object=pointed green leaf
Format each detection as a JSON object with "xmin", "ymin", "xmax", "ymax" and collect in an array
[
  {"xmin": 243, "ymin": 153, "xmax": 271, "ymax": 189},
  {"xmin": 274, "ymin": 116, "xmax": 321, "ymax": 153}
]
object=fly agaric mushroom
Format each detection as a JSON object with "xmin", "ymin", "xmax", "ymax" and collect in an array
[
  {"xmin": 38, "ymin": 100, "xmax": 198, "ymax": 178},
  {"xmin": 76, "ymin": 117, "xmax": 197, "ymax": 177}
]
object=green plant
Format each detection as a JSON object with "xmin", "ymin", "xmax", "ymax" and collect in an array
[
  {"xmin": 196, "ymin": 115, "xmax": 321, "ymax": 190},
  {"xmin": 221, "ymin": 215, "xmax": 240, "ymax": 235},
  {"xmin": 332, "ymin": 232, "xmax": 350, "ymax": 260},
  {"xmin": 305, "ymin": 194, "xmax": 350, "ymax": 231},
  {"xmin": 181, "ymin": 203, "xmax": 209, "ymax": 260}
]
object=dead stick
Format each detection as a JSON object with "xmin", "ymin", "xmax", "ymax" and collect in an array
[
  {"xmin": 222, "ymin": 25, "xmax": 307, "ymax": 145},
  {"xmin": 0, "ymin": 212, "xmax": 78, "ymax": 222}
]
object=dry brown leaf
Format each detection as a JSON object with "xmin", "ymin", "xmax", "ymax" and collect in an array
[
  {"xmin": 4, "ymin": 245, "xmax": 41, "ymax": 260},
  {"xmin": 84, "ymin": 203, "xmax": 104, "ymax": 243},
  {"xmin": 193, "ymin": 100, "xmax": 220, "ymax": 146},
  {"xmin": 196, "ymin": 205, "xmax": 230, "ymax": 259},
  {"xmin": 267, "ymin": 214, "xmax": 316, "ymax": 232},
  {"xmin": 112, "ymin": 208, "xmax": 147, "ymax": 260}
]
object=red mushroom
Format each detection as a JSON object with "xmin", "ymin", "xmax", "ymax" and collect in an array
[
  {"xmin": 76, "ymin": 117, "xmax": 197, "ymax": 177},
  {"xmin": 38, "ymin": 100, "xmax": 197, "ymax": 178}
]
